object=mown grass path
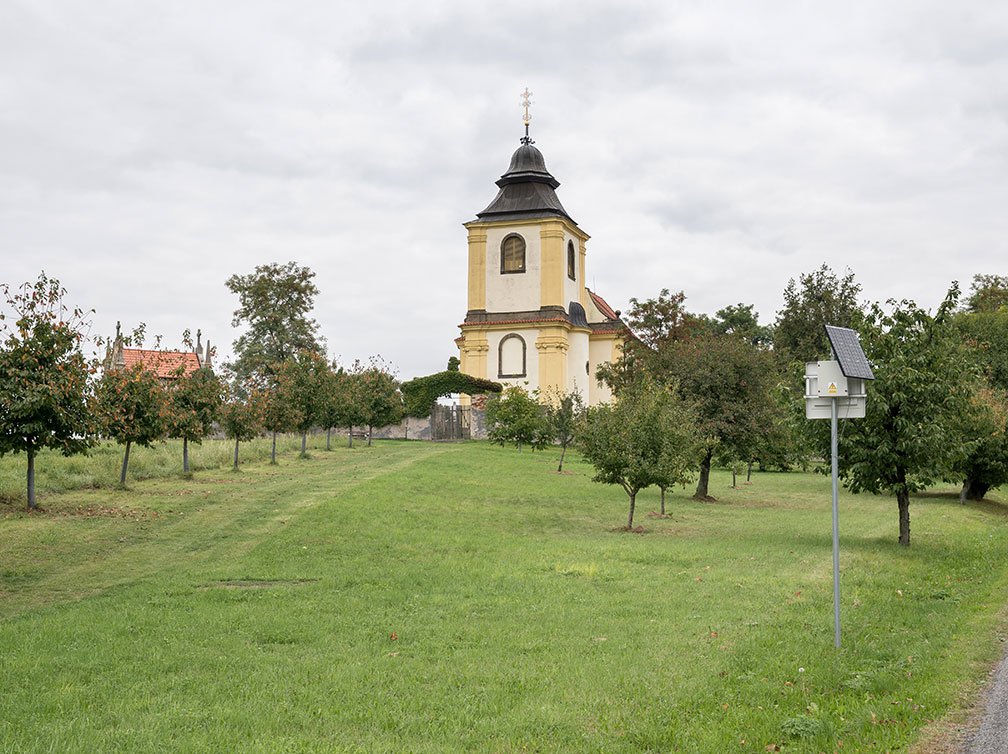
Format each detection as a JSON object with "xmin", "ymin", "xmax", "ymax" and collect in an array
[{"xmin": 2, "ymin": 441, "xmax": 1007, "ymax": 753}]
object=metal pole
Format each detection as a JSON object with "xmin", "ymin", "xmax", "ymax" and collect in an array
[{"xmin": 831, "ymin": 397, "xmax": 841, "ymax": 648}]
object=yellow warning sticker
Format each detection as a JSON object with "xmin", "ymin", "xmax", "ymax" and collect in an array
[{"xmin": 827, "ymin": 382, "xmax": 838, "ymax": 395}]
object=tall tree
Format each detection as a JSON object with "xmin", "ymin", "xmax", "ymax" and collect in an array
[
  {"xmin": 712, "ymin": 303, "xmax": 773, "ymax": 348},
  {"xmin": 167, "ymin": 366, "xmax": 223, "ymax": 474},
  {"xmin": 226, "ymin": 262, "xmax": 322, "ymax": 382},
  {"xmin": 625, "ymin": 288, "xmax": 705, "ymax": 350},
  {"xmin": 94, "ymin": 365, "xmax": 168, "ymax": 485},
  {"xmin": 774, "ymin": 264, "xmax": 863, "ymax": 365},
  {"xmin": 964, "ymin": 273, "xmax": 1008, "ymax": 313},
  {"xmin": 838, "ymin": 286, "xmax": 979, "ymax": 546},
  {"xmin": 954, "ymin": 300, "xmax": 1008, "ymax": 499},
  {"xmin": 665, "ymin": 333, "xmax": 779, "ymax": 500},
  {"xmin": 0, "ymin": 274, "xmax": 95, "ymax": 509}
]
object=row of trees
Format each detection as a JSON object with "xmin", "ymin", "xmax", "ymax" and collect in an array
[
  {"xmin": 0, "ymin": 270, "xmax": 408, "ymax": 509},
  {"xmin": 483, "ymin": 267, "xmax": 1008, "ymax": 542}
]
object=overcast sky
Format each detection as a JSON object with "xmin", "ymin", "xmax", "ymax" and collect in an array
[{"xmin": 2, "ymin": 1, "xmax": 1006, "ymax": 377}]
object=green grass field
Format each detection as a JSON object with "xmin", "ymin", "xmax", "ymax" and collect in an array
[{"xmin": 1, "ymin": 439, "xmax": 1007, "ymax": 753}]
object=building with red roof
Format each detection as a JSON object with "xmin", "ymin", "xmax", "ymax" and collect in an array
[{"xmin": 104, "ymin": 327, "xmax": 213, "ymax": 382}]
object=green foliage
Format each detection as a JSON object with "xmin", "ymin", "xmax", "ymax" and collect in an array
[
  {"xmin": 956, "ymin": 307, "xmax": 1008, "ymax": 391},
  {"xmin": 400, "ymin": 370, "xmax": 502, "ymax": 418},
  {"xmin": 226, "ymin": 262, "xmax": 322, "ymax": 383},
  {"xmin": 261, "ymin": 367, "xmax": 302, "ymax": 436},
  {"xmin": 711, "ymin": 302, "xmax": 773, "ymax": 347},
  {"xmin": 357, "ymin": 361, "xmax": 404, "ymax": 442},
  {"xmin": 278, "ymin": 351, "xmax": 330, "ymax": 435},
  {"xmin": 219, "ymin": 388, "xmax": 263, "ymax": 444},
  {"xmin": 541, "ymin": 388, "xmax": 586, "ymax": 472},
  {"xmin": 774, "ymin": 264, "xmax": 863, "ymax": 364},
  {"xmin": 624, "ymin": 288, "xmax": 705, "ymax": 350},
  {"xmin": 664, "ymin": 333, "xmax": 780, "ymax": 498},
  {"xmin": 965, "ymin": 273, "xmax": 1008, "ymax": 313},
  {"xmin": 952, "ymin": 387, "xmax": 1008, "ymax": 500},
  {"xmin": 486, "ymin": 386, "xmax": 550, "ymax": 452},
  {"xmin": 93, "ymin": 366, "xmax": 168, "ymax": 449},
  {"xmin": 0, "ymin": 274, "xmax": 95, "ymax": 508},
  {"xmin": 446, "ymin": 356, "xmax": 460, "ymax": 372},
  {"xmin": 838, "ymin": 285, "xmax": 980, "ymax": 545},
  {"xmin": 580, "ymin": 375, "xmax": 699, "ymax": 527},
  {"xmin": 167, "ymin": 367, "xmax": 223, "ymax": 443}
]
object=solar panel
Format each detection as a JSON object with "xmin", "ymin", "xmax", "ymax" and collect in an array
[{"xmin": 824, "ymin": 325, "xmax": 875, "ymax": 380}]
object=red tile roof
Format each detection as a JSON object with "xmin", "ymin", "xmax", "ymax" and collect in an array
[
  {"xmin": 121, "ymin": 348, "xmax": 201, "ymax": 379},
  {"xmin": 588, "ymin": 289, "xmax": 619, "ymax": 320}
]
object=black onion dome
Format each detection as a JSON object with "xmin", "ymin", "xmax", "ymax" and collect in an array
[{"xmin": 476, "ymin": 142, "xmax": 574, "ymax": 223}]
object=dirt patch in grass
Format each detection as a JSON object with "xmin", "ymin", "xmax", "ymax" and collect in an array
[
  {"xmin": 646, "ymin": 511, "xmax": 671, "ymax": 519},
  {"xmin": 206, "ymin": 578, "xmax": 320, "ymax": 589},
  {"xmin": 3, "ymin": 504, "xmax": 160, "ymax": 521},
  {"xmin": 611, "ymin": 525, "xmax": 648, "ymax": 534},
  {"xmin": 692, "ymin": 494, "xmax": 718, "ymax": 503}
]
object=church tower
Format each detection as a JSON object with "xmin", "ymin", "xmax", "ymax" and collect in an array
[{"xmin": 456, "ymin": 91, "xmax": 624, "ymax": 406}]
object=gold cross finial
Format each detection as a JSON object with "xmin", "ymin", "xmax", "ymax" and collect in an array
[{"xmin": 520, "ymin": 87, "xmax": 533, "ymax": 143}]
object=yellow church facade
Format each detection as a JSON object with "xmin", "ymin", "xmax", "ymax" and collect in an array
[{"xmin": 456, "ymin": 128, "xmax": 624, "ymax": 406}]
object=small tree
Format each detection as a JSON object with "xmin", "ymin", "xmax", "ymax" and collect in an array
[
  {"xmin": 652, "ymin": 388, "xmax": 702, "ymax": 516},
  {"xmin": 0, "ymin": 275, "xmax": 95, "ymax": 509},
  {"xmin": 358, "ymin": 361, "xmax": 403, "ymax": 446},
  {"xmin": 542, "ymin": 388, "xmax": 585, "ymax": 472},
  {"xmin": 219, "ymin": 384, "xmax": 263, "ymax": 471},
  {"xmin": 839, "ymin": 286, "xmax": 979, "ymax": 546},
  {"xmin": 94, "ymin": 364, "xmax": 168, "ymax": 485},
  {"xmin": 167, "ymin": 366, "xmax": 223, "ymax": 474},
  {"xmin": 486, "ymin": 386, "xmax": 550, "ymax": 452},
  {"xmin": 580, "ymin": 377, "xmax": 697, "ymax": 528},
  {"xmin": 261, "ymin": 368, "xmax": 302, "ymax": 464},
  {"xmin": 341, "ymin": 367, "xmax": 368, "ymax": 448},
  {"xmin": 278, "ymin": 351, "xmax": 330, "ymax": 457}
]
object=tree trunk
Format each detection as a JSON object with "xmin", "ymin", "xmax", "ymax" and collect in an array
[
  {"xmin": 120, "ymin": 440, "xmax": 132, "ymax": 485},
  {"xmin": 627, "ymin": 491, "xmax": 637, "ymax": 529},
  {"xmin": 897, "ymin": 489, "xmax": 911, "ymax": 546},
  {"xmin": 558, "ymin": 443, "xmax": 567, "ymax": 473},
  {"xmin": 233, "ymin": 438, "xmax": 240, "ymax": 470},
  {"xmin": 746, "ymin": 460, "xmax": 753, "ymax": 483},
  {"xmin": 26, "ymin": 447, "xmax": 36, "ymax": 511},
  {"xmin": 961, "ymin": 477, "xmax": 991, "ymax": 502},
  {"xmin": 348, "ymin": 426, "xmax": 353, "ymax": 448},
  {"xmin": 367, "ymin": 426, "xmax": 373, "ymax": 447},
  {"xmin": 660, "ymin": 486, "xmax": 666, "ymax": 516},
  {"xmin": 731, "ymin": 467, "xmax": 737, "ymax": 488},
  {"xmin": 694, "ymin": 449, "xmax": 713, "ymax": 499},
  {"xmin": 326, "ymin": 427, "xmax": 332, "ymax": 451},
  {"xmin": 301, "ymin": 431, "xmax": 307, "ymax": 457},
  {"xmin": 271, "ymin": 432, "xmax": 277, "ymax": 465},
  {"xmin": 183, "ymin": 437, "xmax": 189, "ymax": 474}
]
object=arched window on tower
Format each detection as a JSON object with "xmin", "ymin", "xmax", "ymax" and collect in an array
[
  {"xmin": 498, "ymin": 334, "xmax": 527, "ymax": 378},
  {"xmin": 500, "ymin": 234, "xmax": 526, "ymax": 274},
  {"xmin": 567, "ymin": 240, "xmax": 576, "ymax": 281}
]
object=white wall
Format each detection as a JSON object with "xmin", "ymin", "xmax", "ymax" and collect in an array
[
  {"xmin": 588, "ymin": 338, "xmax": 615, "ymax": 405},
  {"xmin": 567, "ymin": 330, "xmax": 590, "ymax": 398},
  {"xmin": 484, "ymin": 225, "xmax": 541, "ymax": 313},
  {"xmin": 488, "ymin": 328, "xmax": 540, "ymax": 393}
]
